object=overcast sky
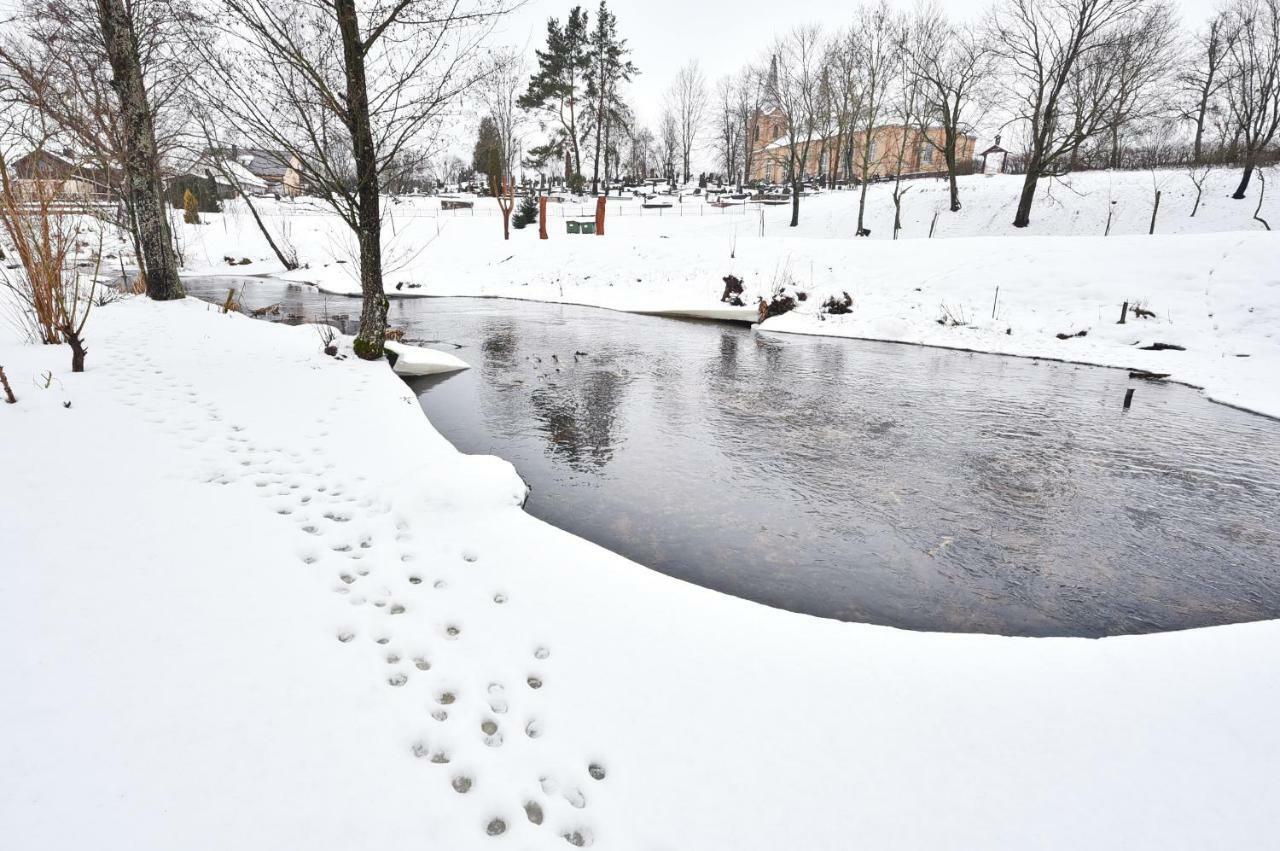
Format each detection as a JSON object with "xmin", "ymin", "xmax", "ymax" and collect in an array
[{"xmin": 494, "ymin": 0, "xmax": 1223, "ymax": 131}]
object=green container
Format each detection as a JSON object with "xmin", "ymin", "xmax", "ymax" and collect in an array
[
  {"xmin": 566, "ymin": 220, "xmax": 581, "ymax": 234},
  {"xmin": 579, "ymin": 220, "xmax": 596, "ymax": 235}
]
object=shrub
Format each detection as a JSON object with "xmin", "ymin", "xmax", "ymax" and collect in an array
[
  {"xmin": 183, "ymin": 189, "xmax": 201, "ymax": 225},
  {"xmin": 512, "ymin": 195, "xmax": 539, "ymax": 230}
]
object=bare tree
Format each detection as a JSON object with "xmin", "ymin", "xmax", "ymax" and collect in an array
[
  {"xmin": 1179, "ymin": 10, "xmax": 1240, "ymax": 163},
  {"xmin": 656, "ymin": 107, "xmax": 679, "ymax": 183},
  {"xmin": 766, "ymin": 25, "xmax": 825, "ymax": 228},
  {"xmin": 823, "ymin": 27, "xmax": 865, "ymax": 189},
  {"xmin": 852, "ymin": 1, "xmax": 901, "ymax": 234},
  {"xmin": 909, "ymin": 3, "xmax": 994, "ymax": 211},
  {"xmin": 97, "ymin": 0, "xmax": 182, "ymax": 299},
  {"xmin": 625, "ymin": 123, "xmax": 655, "ymax": 180},
  {"xmin": 666, "ymin": 60, "xmax": 707, "ymax": 185},
  {"xmin": 890, "ymin": 25, "xmax": 921, "ymax": 239},
  {"xmin": 1095, "ymin": 1, "xmax": 1180, "ymax": 168},
  {"xmin": 0, "ymin": 0, "xmax": 194, "ymax": 287},
  {"xmin": 1187, "ymin": 162, "xmax": 1213, "ymax": 215},
  {"xmin": 193, "ymin": 0, "xmax": 507, "ymax": 359},
  {"xmin": 714, "ymin": 75, "xmax": 743, "ymax": 183},
  {"xmin": 483, "ymin": 47, "xmax": 527, "ymax": 184},
  {"xmin": 1223, "ymin": 0, "xmax": 1280, "ymax": 198},
  {"xmin": 990, "ymin": 0, "xmax": 1147, "ymax": 228},
  {"xmin": 729, "ymin": 63, "xmax": 768, "ymax": 189}
]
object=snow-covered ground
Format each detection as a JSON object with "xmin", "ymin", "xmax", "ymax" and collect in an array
[
  {"xmin": 5, "ymin": 294, "xmax": 1280, "ymax": 850},
  {"xmin": 177, "ymin": 168, "xmax": 1280, "ymax": 418},
  {"xmin": 5, "ymin": 166, "xmax": 1279, "ymax": 847}
]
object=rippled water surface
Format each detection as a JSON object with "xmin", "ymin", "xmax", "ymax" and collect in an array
[{"xmin": 187, "ymin": 277, "xmax": 1280, "ymax": 637}]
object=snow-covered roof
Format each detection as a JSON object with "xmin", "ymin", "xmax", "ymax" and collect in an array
[
  {"xmin": 220, "ymin": 159, "xmax": 269, "ymax": 190},
  {"xmin": 236, "ymin": 149, "xmax": 294, "ymax": 180}
]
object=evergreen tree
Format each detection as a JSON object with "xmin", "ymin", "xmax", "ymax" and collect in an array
[
  {"xmin": 512, "ymin": 194, "xmax": 539, "ymax": 229},
  {"xmin": 519, "ymin": 8, "xmax": 591, "ymax": 187},
  {"xmin": 183, "ymin": 189, "xmax": 201, "ymax": 224},
  {"xmin": 583, "ymin": 1, "xmax": 638, "ymax": 194},
  {"xmin": 472, "ymin": 116, "xmax": 504, "ymax": 190}
]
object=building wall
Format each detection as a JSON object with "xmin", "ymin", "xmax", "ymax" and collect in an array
[{"xmin": 751, "ymin": 124, "xmax": 977, "ymax": 184}]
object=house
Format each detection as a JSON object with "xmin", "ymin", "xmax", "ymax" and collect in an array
[
  {"xmin": 231, "ymin": 148, "xmax": 305, "ymax": 197},
  {"xmin": 8, "ymin": 149, "xmax": 117, "ymax": 200},
  {"xmin": 167, "ymin": 155, "xmax": 269, "ymax": 200},
  {"xmin": 748, "ymin": 110, "xmax": 977, "ymax": 185}
]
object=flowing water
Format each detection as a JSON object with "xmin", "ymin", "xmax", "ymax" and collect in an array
[{"xmin": 186, "ymin": 277, "xmax": 1280, "ymax": 637}]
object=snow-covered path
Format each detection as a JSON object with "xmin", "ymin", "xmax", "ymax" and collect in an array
[{"xmin": 4, "ymin": 297, "xmax": 1280, "ymax": 849}]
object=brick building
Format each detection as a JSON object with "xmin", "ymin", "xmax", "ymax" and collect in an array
[{"xmin": 748, "ymin": 109, "xmax": 976, "ymax": 185}]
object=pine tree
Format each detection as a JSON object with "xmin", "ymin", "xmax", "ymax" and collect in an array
[
  {"xmin": 512, "ymin": 194, "xmax": 538, "ymax": 229},
  {"xmin": 519, "ymin": 8, "xmax": 591, "ymax": 187},
  {"xmin": 183, "ymin": 189, "xmax": 201, "ymax": 225},
  {"xmin": 584, "ymin": 1, "xmax": 637, "ymax": 194}
]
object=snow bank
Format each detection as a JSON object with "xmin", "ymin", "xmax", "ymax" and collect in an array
[
  {"xmin": 384, "ymin": 339, "xmax": 469, "ymax": 376},
  {"xmin": 3, "ymin": 293, "xmax": 1280, "ymax": 850}
]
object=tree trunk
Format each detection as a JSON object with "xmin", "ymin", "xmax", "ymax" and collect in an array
[
  {"xmin": 856, "ymin": 172, "xmax": 870, "ymax": 232},
  {"xmin": 592, "ymin": 109, "xmax": 602, "ymax": 194},
  {"xmin": 1233, "ymin": 160, "xmax": 1255, "ymax": 200},
  {"xmin": 123, "ymin": 193, "xmax": 147, "ymax": 282},
  {"xmin": 945, "ymin": 129, "xmax": 961, "ymax": 212},
  {"xmin": 569, "ymin": 95, "xmax": 581, "ymax": 180},
  {"xmin": 67, "ymin": 330, "xmax": 87, "ymax": 373},
  {"xmin": 242, "ymin": 189, "xmax": 297, "ymax": 269},
  {"xmin": 1192, "ymin": 106, "xmax": 1206, "ymax": 164},
  {"xmin": 97, "ymin": 0, "xmax": 181, "ymax": 301},
  {"xmin": 335, "ymin": 0, "xmax": 387, "ymax": 360},
  {"xmin": 1013, "ymin": 171, "xmax": 1039, "ymax": 228},
  {"xmin": 790, "ymin": 177, "xmax": 800, "ymax": 227}
]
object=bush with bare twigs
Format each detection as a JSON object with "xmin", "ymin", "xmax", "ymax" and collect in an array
[{"xmin": 0, "ymin": 150, "xmax": 101, "ymax": 372}]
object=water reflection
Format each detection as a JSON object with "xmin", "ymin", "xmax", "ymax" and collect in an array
[{"xmin": 184, "ymin": 277, "xmax": 1280, "ymax": 637}]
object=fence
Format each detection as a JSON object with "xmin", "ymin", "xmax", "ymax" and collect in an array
[
  {"xmin": 997, "ymin": 145, "xmax": 1279, "ymax": 176},
  {"xmin": 247, "ymin": 199, "xmax": 754, "ymax": 220}
]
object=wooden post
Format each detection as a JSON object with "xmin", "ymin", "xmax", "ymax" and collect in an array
[
  {"xmin": 1149, "ymin": 190, "xmax": 1161, "ymax": 235},
  {"xmin": 538, "ymin": 196, "xmax": 548, "ymax": 240},
  {"xmin": 595, "ymin": 195, "xmax": 606, "ymax": 236},
  {"xmin": 991, "ymin": 286, "xmax": 1000, "ymax": 319},
  {"xmin": 1123, "ymin": 388, "xmax": 1135, "ymax": 409},
  {"xmin": 1118, "ymin": 301, "xmax": 1128, "ymax": 324}
]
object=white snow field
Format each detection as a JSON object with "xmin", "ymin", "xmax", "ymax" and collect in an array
[
  {"xmin": 178, "ymin": 168, "xmax": 1280, "ymax": 417},
  {"xmin": 4, "ymin": 293, "xmax": 1280, "ymax": 850},
  {"xmin": 3, "ymin": 166, "xmax": 1279, "ymax": 849}
]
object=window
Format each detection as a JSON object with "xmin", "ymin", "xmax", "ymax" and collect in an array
[{"xmin": 921, "ymin": 144, "xmax": 934, "ymax": 165}]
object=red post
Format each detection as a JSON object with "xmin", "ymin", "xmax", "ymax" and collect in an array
[
  {"xmin": 538, "ymin": 196, "xmax": 548, "ymax": 240},
  {"xmin": 595, "ymin": 195, "xmax": 606, "ymax": 236}
]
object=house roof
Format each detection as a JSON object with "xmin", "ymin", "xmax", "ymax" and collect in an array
[
  {"xmin": 222, "ymin": 159, "xmax": 269, "ymax": 189},
  {"xmin": 762, "ymin": 125, "xmax": 976, "ymax": 152},
  {"xmin": 980, "ymin": 144, "xmax": 1008, "ymax": 156},
  {"xmin": 235, "ymin": 149, "xmax": 294, "ymax": 180},
  {"xmin": 170, "ymin": 151, "xmax": 271, "ymax": 190}
]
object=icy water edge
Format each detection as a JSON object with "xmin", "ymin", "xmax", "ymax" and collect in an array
[{"xmin": 185, "ymin": 277, "xmax": 1280, "ymax": 638}]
